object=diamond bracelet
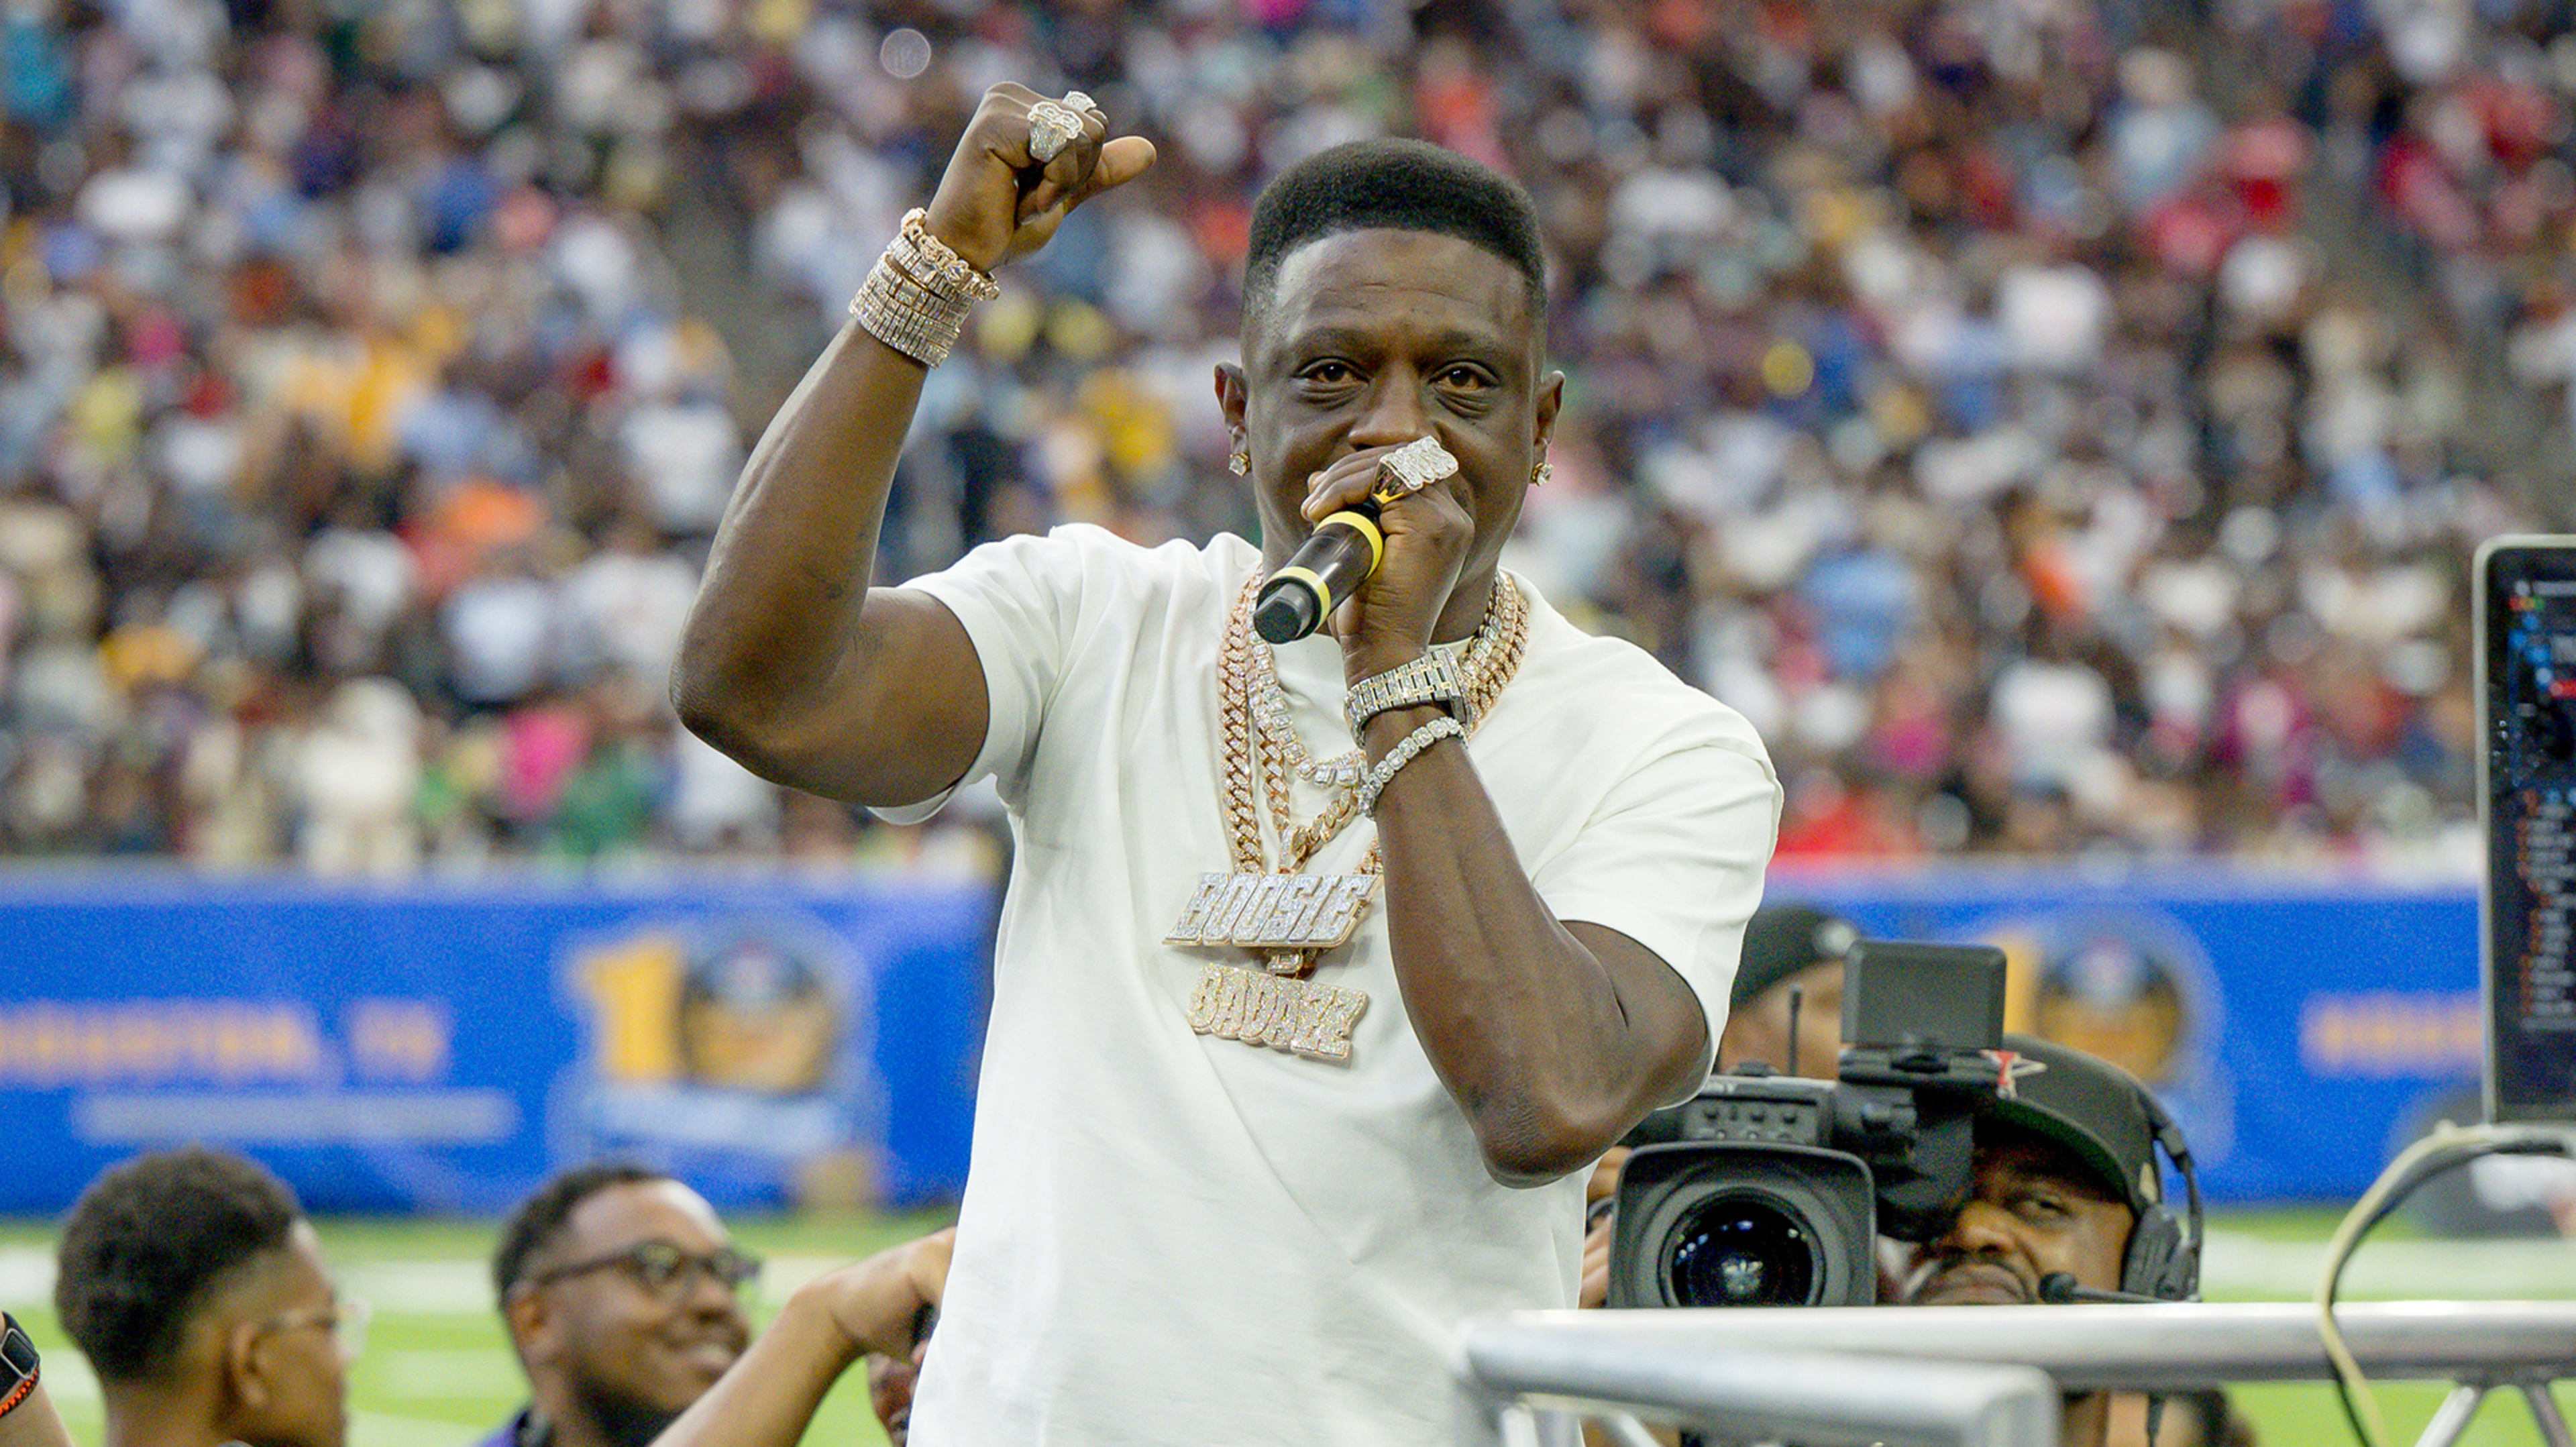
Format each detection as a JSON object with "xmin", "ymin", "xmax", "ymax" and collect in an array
[
  {"xmin": 1354, "ymin": 715, "xmax": 1465, "ymax": 816},
  {"xmin": 851, "ymin": 255, "xmax": 975, "ymax": 366},
  {"xmin": 888, "ymin": 208, "xmax": 1001, "ymax": 302},
  {"xmin": 849, "ymin": 209, "xmax": 1000, "ymax": 366}
]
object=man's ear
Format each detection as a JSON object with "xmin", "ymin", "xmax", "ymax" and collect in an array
[
  {"xmin": 223, "ymin": 1320, "xmax": 272, "ymax": 1413},
  {"xmin": 1534, "ymin": 370, "xmax": 1565, "ymax": 458},
  {"xmin": 504, "ymin": 1284, "xmax": 559, "ymax": 1366},
  {"xmin": 1214, "ymin": 362, "xmax": 1249, "ymax": 449}
]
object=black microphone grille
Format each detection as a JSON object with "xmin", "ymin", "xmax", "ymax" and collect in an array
[
  {"xmin": 2036, "ymin": 1272, "xmax": 2081, "ymax": 1303},
  {"xmin": 1252, "ymin": 583, "xmax": 1323, "ymax": 644}
]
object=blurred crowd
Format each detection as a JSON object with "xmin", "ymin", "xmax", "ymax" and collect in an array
[{"xmin": 0, "ymin": 0, "xmax": 2563, "ymax": 872}]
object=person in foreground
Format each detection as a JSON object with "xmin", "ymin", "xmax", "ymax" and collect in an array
[
  {"xmin": 479, "ymin": 1164, "xmax": 756, "ymax": 1447},
  {"xmin": 672, "ymin": 85, "xmax": 1780, "ymax": 1443},
  {"xmin": 54, "ymin": 1146, "xmax": 360, "ymax": 1447},
  {"xmin": 1899, "ymin": 1034, "xmax": 2205, "ymax": 1447},
  {"xmin": 2107, "ymin": 1390, "xmax": 2258, "ymax": 1447}
]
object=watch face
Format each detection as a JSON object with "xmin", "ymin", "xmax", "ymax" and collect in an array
[{"xmin": 0, "ymin": 1318, "xmax": 36, "ymax": 1379}]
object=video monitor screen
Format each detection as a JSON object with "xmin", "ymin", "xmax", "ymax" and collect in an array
[
  {"xmin": 1842, "ymin": 942, "xmax": 2005, "ymax": 1055},
  {"xmin": 2480, "ymin": 537, "xmax": 2576, "ymax": 1122}
]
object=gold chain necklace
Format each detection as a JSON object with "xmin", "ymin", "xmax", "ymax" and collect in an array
[
  {"xmin": 1165, "ymin": 570, "xmax": 1529, "ymax": 1061},
  {"xmin": 1248, "ymin": 573, "xmax": 1532, "ymax": 792}
]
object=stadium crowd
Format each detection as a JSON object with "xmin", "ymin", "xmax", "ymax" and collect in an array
[{"xmin": 0, "ymin": 0, "xmax": 2561, "ymax": 871}]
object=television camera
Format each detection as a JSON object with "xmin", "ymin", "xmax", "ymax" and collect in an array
[{"xmin": 1606, "ymin": 940, "xmax": 2010, "ymax": 1309}]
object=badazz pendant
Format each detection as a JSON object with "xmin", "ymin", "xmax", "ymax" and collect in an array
[{"xmin": 1185, "ymin": 963, "xmax": 1370, "ymax": 1061}]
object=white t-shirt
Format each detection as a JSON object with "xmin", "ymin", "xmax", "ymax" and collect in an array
[{"xmin": 892, "ymin": 526, "xmax": 1779, "ymax": 1446}]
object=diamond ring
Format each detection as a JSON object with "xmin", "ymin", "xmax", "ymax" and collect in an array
[
  {"xmin": 1063, "ymin": 90, "xmax": 1097, "ymax": 113},
  {"xmin": 1027, "ymin": 100, "xmax": 1083, "ymax": 164},
  {"xmin": 1371, "ymin": 437, "xmax": 1459, "ymax": 502}
]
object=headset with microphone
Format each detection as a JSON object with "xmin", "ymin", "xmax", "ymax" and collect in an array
[
  {"xmin": 2031, "ymin": 1091, "xmax": 2204, "ymax": 1447},
  {"xmin": 2037, "ymin": 1090, "xmax": 2202, "ymax": 1304}
]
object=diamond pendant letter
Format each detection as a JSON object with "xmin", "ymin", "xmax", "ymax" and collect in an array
[
  {"xmin": 1165, "ymin": 874, "xmax": 1232, "ymax": 945},
  {"xmin": 1187, "ymin": 966, "xmax": 1366, "ymax": 1063}
]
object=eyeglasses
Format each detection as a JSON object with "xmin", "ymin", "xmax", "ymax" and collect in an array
[
  {"xmin": 525, "ymin": 1241, "xmax": 763, "ymax": 1301},
  {"xmin": 252, "ymin": 1295, "xmax": 372, "ymax": 1363}
]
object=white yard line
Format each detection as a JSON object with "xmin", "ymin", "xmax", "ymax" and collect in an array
[
  {"xmin": 2200, "ymin": 1229, "xmax": 2576, "ymax": 1299},
  {"xmin": 341, "ymin": 1260, "xmax": 506, "ymax": 1316},
  {"xmin": 0, "ymin": 1248, "xmax": 52, "ymax": 1309},
  {"xmin": 37, "ymin": 1351, "xmax": 96, "ymax": 1403}
]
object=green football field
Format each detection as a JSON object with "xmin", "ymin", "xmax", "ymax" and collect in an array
[{"xmin": 2, "ymin": 1206, "xmax": 2571, "ymax": 1446}]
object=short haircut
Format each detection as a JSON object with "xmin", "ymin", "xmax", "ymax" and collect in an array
[
  {"xmin": 1242, "ymin": 138, "xmax": 1546, "ymax": 340},
  {"xmin": 492, "ymin": 1161, "xmax": 671, "ymax": 1304},
  {"xmin": 54, "ymin": 1146, "xmax": 303, "ymax": 1384}
]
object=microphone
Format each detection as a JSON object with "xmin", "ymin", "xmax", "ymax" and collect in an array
[
  {"xmin": 1252, "ymin": 436, "xmax": 1457, "ymax": 644},
  {"xmin": 1253, "ymin": 498, "xmax": 1384, "ymax": 644},
  {"xmin": 2037, "ymin": 1272, "xmax": 2163, "ymax": 1305}
]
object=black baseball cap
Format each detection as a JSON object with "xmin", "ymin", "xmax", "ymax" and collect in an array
[
  {"xmin": 1730, "ymin": 903, "xmax": 1860, "ymax": 1012},
  {"xmin": 1982, "ymin": 1033, "xmax": 2168, "ymax": 1214}
]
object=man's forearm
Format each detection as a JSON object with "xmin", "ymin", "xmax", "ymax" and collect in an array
[
  {"xmin": 650, "ymin": 1291, "xmax": 861, "ymax": 1447},
  {"xmin": 1365, "ymin": 704, "xmax": 1703, "ymax": 1184}
]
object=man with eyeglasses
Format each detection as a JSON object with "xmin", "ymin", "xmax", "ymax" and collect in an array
[
  {"xmin": 482, "ymin": 1164, "xmax": 757, "ymax": 1447},
  {"xmin": 54, "ymin": 1146, "xmax": 364, "ymax": 1447}
]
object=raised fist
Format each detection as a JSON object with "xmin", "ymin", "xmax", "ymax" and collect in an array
[{"xmin": 920, "ymin": 84, "xmax": 1157, "ymax": 272}]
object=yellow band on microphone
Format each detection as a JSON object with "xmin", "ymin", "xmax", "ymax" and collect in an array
[
  {"xmin": 1318, "ymin": 508, "xmax": 1384, "ymax": 577},
  {"xmin": 1273, "ymin": 565, "xmax": 1333, "ymax": 614}
]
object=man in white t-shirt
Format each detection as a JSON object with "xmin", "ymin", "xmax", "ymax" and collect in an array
[{"xmin": 672, "ymin": 85, "xmax": 1780, "ymax": 1444}]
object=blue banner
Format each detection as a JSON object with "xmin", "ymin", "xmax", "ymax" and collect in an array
[
  {"xmin": 1776, "ymin": 866, "xmax": 2482, "ymax": 1204},
  {"xmin": 0, "ymin": 867, "xmax": 2491, "ymax": 1212},
  {"xmin": 0, "ymin": 873, "xmax": 992, "ymax": 1214}
]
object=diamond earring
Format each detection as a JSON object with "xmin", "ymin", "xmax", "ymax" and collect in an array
[
  {"xmin": 1532, "ymin": 460, "xmax": 1552, "ymax": 487},
  {"xmin": 1228, "ymin": 448, "xmax": 1250, "ymax": 476}
]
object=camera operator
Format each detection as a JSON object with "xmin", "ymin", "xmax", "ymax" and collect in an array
[
  {"xmin": 1898, "ymin": 1034, "xmax": 2214, "ymax": 1447},
  {"xmin": 2108, "ymin": 1389, "xmax": 2257, "ymax": 1447}
]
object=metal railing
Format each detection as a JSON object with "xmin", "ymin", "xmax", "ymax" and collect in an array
[{"xmin": 1458, "ymin": 1301, "xmax": 2576, "ymax": 1447}]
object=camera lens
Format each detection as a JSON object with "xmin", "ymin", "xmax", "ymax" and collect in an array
[{"xmin": 1662, "ymin": 1193, "xmax": 1820, "ymax": 1307}]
